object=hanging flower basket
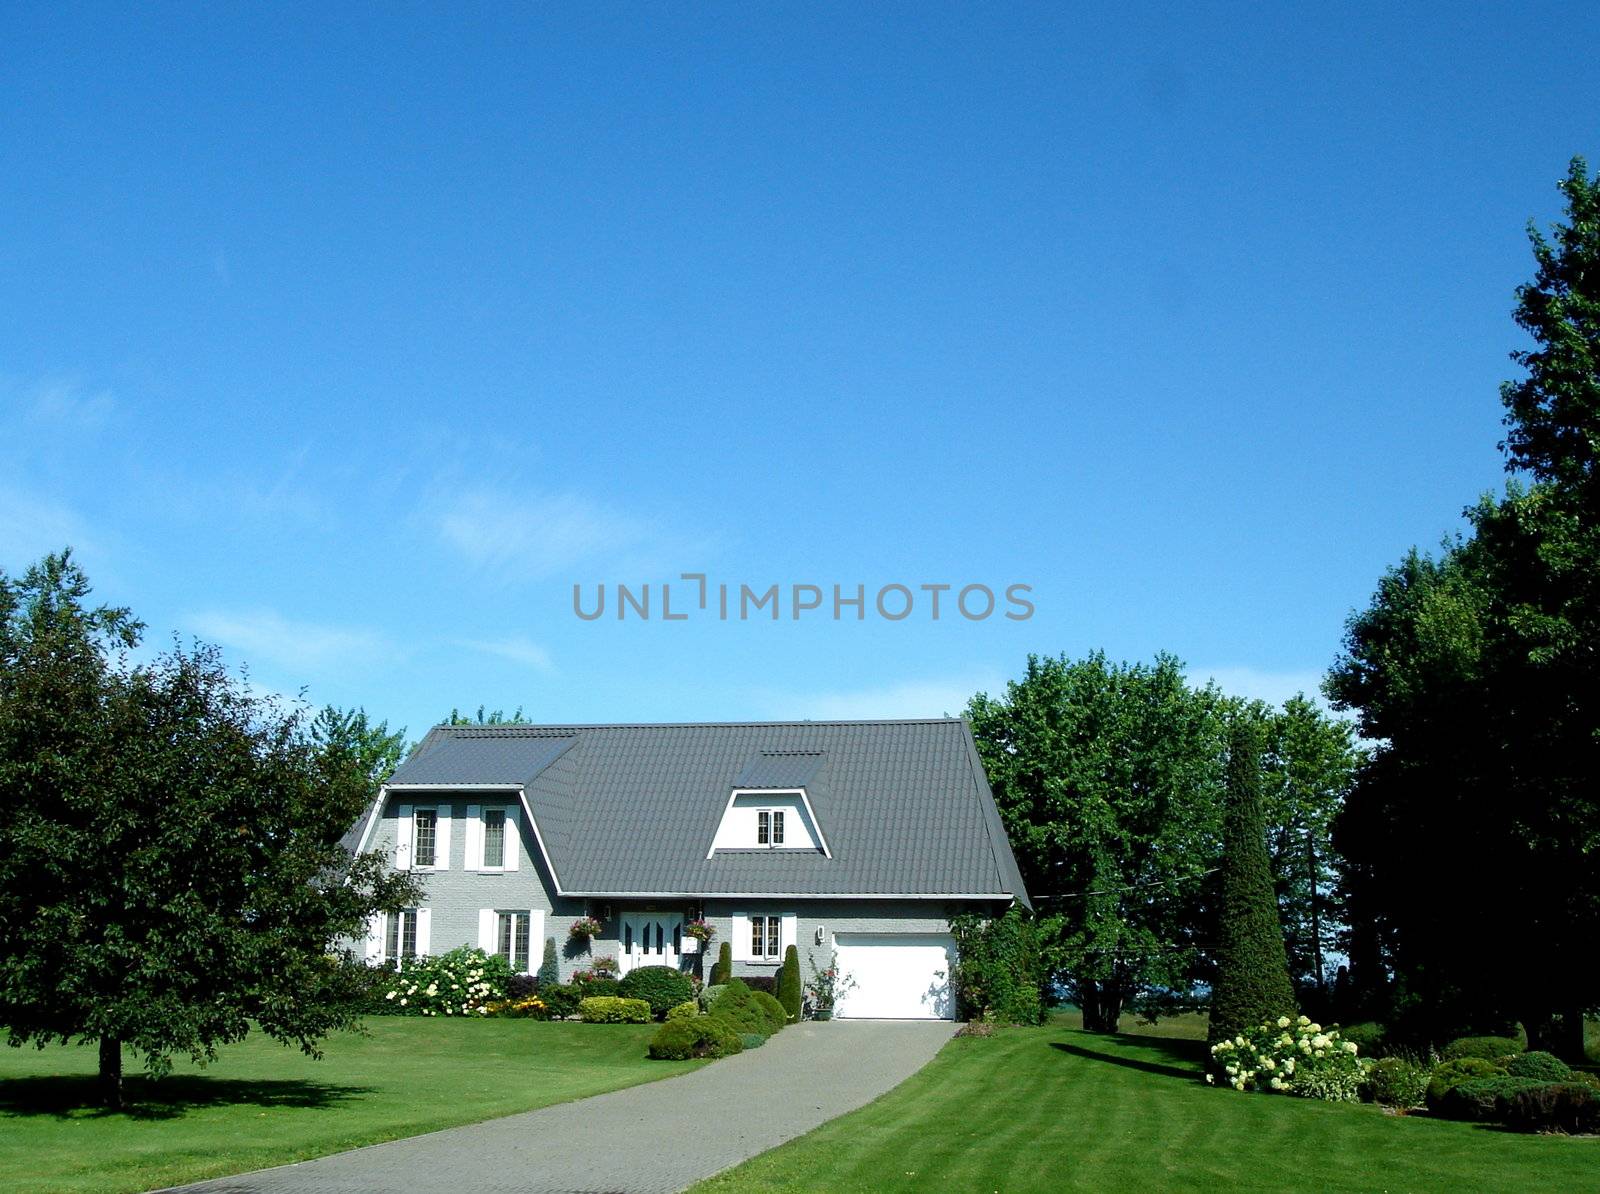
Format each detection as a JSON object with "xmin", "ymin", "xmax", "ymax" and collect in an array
[
  {"xmin": 569, "ymin": 916, "xmax": 603, "ymax": 940},
  {"xmin": 683, "ymin": 918, "xmax": 715, "ymax": 944}
]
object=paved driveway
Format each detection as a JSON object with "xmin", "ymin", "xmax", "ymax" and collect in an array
[{"xmin": 160, "ymin": 1019, "xmax": 953, "ymax": 1194}]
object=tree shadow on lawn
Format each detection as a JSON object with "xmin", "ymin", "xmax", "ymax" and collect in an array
[
  {"xmin": 1050, "ymin": 1034, "xmax": 1208, "ymax": 1083},
  {"xmin": 0, "ymin": 1074, "xmax": 374, "ymax": 1121}
]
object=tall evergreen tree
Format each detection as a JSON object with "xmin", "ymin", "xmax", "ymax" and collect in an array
[{"xmin": 1208, "ymin": 715, "xmax": 1296, "ymax": 1045}]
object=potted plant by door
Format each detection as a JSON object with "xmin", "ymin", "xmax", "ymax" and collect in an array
[
  {"xmin": 569, "ymin": 915, "xmax": 603, "ymax": 941},
  {"xmin": 805, "ymin": 950, "xmax": 856, "ymax": 1021}
]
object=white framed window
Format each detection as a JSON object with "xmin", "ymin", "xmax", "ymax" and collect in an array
[
  {"xmin": 497, "ymin": 910, "xmax": 532, "ymax": 971},
  {"xmin": 382, "ymin": 908, "xmax": 429, "ymax": 966},
  {"xmin": 756, "ymin": 809, "xmax": 786, "ymax": 847},
  {"xmin": 750, "ymin": 914, "xmax": 782, "ymax": 960},
  {"xmin": 483, "ymin": 809, "xmax": 506, "ymax": 868},
  {"xmin": 413, "ymin": 810, "xmax": 437, "ymax": 868},
  {"xmin": 465, "ymin": 804, "xmax": 520, "ymax": 872},
  {"xmin": 397, "ymin": 802, "xmax": 451, "ymax": 871}
]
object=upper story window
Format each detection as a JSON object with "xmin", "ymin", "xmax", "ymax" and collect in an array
[
  {"xmin": 413, "ymin": 810, "xmax": 438, "ymax": 868},
  {"xmin": 708, "ymin": 790, "xmax": 827, "ymax": 856},
  {"xmin": 482, "ymin": 809, "xmax": 506, "ymax": 868},
  {"xmin": 757, "ymin": 809, "xmax": 785, "ymax": 846}
]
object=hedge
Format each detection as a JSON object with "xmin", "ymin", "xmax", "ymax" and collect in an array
[
  {"xmin": 1441, "ymin": 1035, "xmax": 1523, "ymax": 1062},
  {"xmin": 578, "ymin": 996, "xmax": 652, "ymax": 1023}
]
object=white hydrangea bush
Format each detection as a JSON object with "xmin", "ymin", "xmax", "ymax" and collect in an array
[
  {"xmin": 1208, "ymin": 1015, "xmax": 1368, "ymax": 1102},
  {"xmin": 380, "ymin": 946, "xmax": 508, "ymax": 1017}
]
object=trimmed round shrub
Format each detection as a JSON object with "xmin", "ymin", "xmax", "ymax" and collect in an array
[
  {"xmin": 1437, "ymin": 1075, "xmax": 1548, "ymax": 1122},
  {"xmin": 665, "ymin": 1000, "xmax": 699, "ymax": 1022},
  {"xmin": 1426, "ymin": 1057, "xmax": 1503, "ymax": 1110},
  {"xmin": 752, "ymin": 990, "xmax": 789, "ymax": 1035},
  {"xmin": 540, "ymin": 982, "xmax": 582, "ymax": 1020},
  {"xmin": 1337, "ymin": 1022, "xmax": 1387, "ymax": 1057},
  {"xmin": 619, "ymin": 965, "xmax": 696, "ymax": 1018},
  {"xmin": 1442, "ymin": 1035, "xmax": 1522, "ymax": 1062},
  {"xmin": 578, "ymin": 996, "xmax": 652, "ymax": 1023},
  {"xmin": 1506, "ymin": 1050, "xmax": 1571, "ymax": 1081},
  {"xmin": 699, "ymin": 984, "xmax": 727, "ymax": 1012},
  {"xmin": 706, "ymin": 981, "xmax": 769, "ymax": 1035},
  {"xmin": 1365, "ymin": 1057, "xmax": 1430, "ymax": 1109},
  {"xmin": 647, "ymin": 1016, "xmax": 744, "ymax": 1060},
  {"xmin": 739, "ymin": 1032, "xmax": 767, "ymax": 1049},
  {"xmin": 1499, "ymin": 1082, "xmax": 1600, "ymax": 1134}
]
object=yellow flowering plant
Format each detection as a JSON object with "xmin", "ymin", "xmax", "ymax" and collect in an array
[{"xmin": 1208, "ymin": 1015, "xmax": 1368, "ymax": 1102}]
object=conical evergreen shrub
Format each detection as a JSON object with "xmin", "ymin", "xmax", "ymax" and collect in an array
[
  {"xmin": 538, "ymin": 937, "xmax": 560, "ymax": 987},
  {"xmin": 712, "ymin": 940, "xmax": 732, "ymax": 985},
  {"xmin": 1209, "ymin": 715, "xmax": 1297, "ymax": 1046},
  {"xmin": 778, "ymin": 945, "xmax": 802, "ymax": 1021}
]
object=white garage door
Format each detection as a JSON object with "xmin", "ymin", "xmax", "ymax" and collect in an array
[{"xmin": 832, "ymin": 933, "xmax": 956, "ymax": 1020}]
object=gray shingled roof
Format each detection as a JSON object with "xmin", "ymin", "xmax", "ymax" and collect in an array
[{"xmin": 385, "ymin": 719, "xmax": 1029, "ymax": 906}]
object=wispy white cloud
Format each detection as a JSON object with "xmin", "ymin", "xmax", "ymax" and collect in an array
[
  {"xmin": 27, "ymin": 377, "xmax": 116, "ymax": 429},
  {"xmin": 187, "ymin": 608, "xmax": 392, "ymax": 676},
  {"xmin": 455, "ymin": 634, "xmax": 556, "ymax": 673},
  {"xmin": 426, "ymin": 488, "xmax": 647, "ymax": 580},
  {"xmin": 1192, "ymin": 665, "xmax": 1327, "ymax": 708},
  {"xmin": 0, "ymin": 485, "xmax": 101, "ymax": 571},
  {"xmin": 757, "ymin": 671, "xmax": 1004, "ymax": 721}
]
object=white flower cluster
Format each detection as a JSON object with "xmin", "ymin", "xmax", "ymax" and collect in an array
[
  {"xmin": 1208, "ymin": 1015, "xmax": 1366, "ymax": 1100},
  {"xmin": 381, "ymin": 952, "xmax": 502, "ymax": 1017}
]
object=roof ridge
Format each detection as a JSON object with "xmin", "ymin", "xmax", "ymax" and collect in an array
[{"xmin": 430, "ymin": 718, "xmax": 965, "ymax": 733}]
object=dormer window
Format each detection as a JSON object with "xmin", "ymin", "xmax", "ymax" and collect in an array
[{"xmin": 708, "ymin": 787, "xmax": 830, "ymax": 857}]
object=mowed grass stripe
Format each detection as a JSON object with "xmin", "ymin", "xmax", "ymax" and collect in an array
[
  {"xmin": 0, "ymin": 1019, "xmax": 704, "ymax": 1194},
  {"xmin": 695, "ymin": 1021, "xmax": 1599, "ymax": 1193}
]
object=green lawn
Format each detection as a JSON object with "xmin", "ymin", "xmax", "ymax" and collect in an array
[
  {"xmin": 0, "ymin": 1019, "xmax": 703, "ymax": 1194},
  {"xmin": 695, "ymin": 1014, "xmax": 1599, "ymax": 1193}
]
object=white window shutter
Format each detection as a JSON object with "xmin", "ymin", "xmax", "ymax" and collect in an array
[
  {"xmin": 730, "ymin": 912, "xmax": 751, "ymax": 962},
  {"xmin": 780, "ymin": 913, "xmax": 797, "ymax": 954},
  {"xmin": 416, "ymin": 908, "xmax": 432, "ymax": 957},
  {"xmin": 365, "ymin": 913, "xmax": 384, "ymax": 963},
  {"xmin": 503, "ymin": 806, "xmax": 521, "ymax": 871},
  {"xmin": 434, "ymin": 805, "xmax": 451, "ymax": 870},
  {"xmin": 478, "ymin": 908, "xmax": 496, "ymax": 952},
  {"xmin": 463, "ymin": 804, "xmax": 482, "ymax": 871},
  {"xmin": 395, "ymin": 804, "xmax": 413, "ymax": 871},
  {"xmin": 530, "ymin": 909, "xmax": 545, "ymax": 965}
]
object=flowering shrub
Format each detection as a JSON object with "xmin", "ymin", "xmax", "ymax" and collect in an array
[
  {"xmin": 380, "ymin": 947, "xmax": 510, "ymax": 1017},
  {"xmin": 485, "ymin": 996, "xmax": 550, "ymax": 1019},
  {"xmin": 684, "ymin": 918, "xmax": 715, "ymax": 944},
  {"xmin": 569, "ymin": 916, "xmax": 604, "ymax": 940},
  {"xmin": 804, "ymin": 950, "xmax": 857, "ymax": 1016},
  {"xmin": 588, "ymin": 954, "xmax": 619, "ymax": 976},
  {"xmin": 1208, "ymin": 1016, "xmax": 1366, "ymax": 1102}
]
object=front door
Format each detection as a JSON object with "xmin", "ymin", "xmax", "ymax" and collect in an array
[{"xmin": 619, "ymin": 912, "xmax": 682, "ymax": 975}]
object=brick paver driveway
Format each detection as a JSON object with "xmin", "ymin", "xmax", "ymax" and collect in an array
[{"xmin": 159, "ymin": 1019, "xmax": 953, "ymax": 1194}]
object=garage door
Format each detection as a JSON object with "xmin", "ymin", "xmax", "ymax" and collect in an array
[{"xmin": 832, "ymin": 933, "xmax": 956, "ymax": 1020}]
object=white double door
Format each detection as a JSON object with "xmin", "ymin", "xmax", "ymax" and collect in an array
[{"xmin": 619, "ymin": 912, "xmax": 683, "ymax": 974}]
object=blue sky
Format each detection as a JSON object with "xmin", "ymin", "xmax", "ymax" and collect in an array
[{"xmin": 4, "ymin": 4, "xmax": 1597, "ymax": 739}]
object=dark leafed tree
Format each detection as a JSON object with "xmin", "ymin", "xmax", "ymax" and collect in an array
[
  {"xmin": 1329, "ymin": 160, "xmax": 1600, "ymax": 1058},
  {"xmin": 1208, "ymin": 714, "xmax": 1297, "ymax": 1045},
  {"xmin": 0, "ymin": 551, "xmax": 420, "ymax": 1107}
]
